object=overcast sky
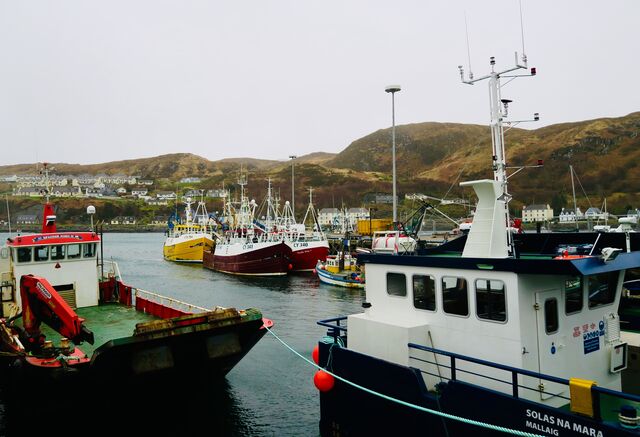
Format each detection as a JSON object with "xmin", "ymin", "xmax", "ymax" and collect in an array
[{"xmin": 0, "ymin": 1, "xmax": 638, "ymax": 166}]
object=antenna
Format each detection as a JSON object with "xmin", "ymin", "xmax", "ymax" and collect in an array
[
  {"xmin": 464, "ymin": 11, "xmax": 474, "ymax": 81},
  {"xmin": 519, "ymin": 0, "xmax": 527, "ymax": 65}
]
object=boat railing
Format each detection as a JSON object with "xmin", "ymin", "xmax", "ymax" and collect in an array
[
  {"xmin": 100, "ymin": 259, "xmax": 123, "ymax": 282},
  {"xmin": 317, "ymin": 316, "xmax": 348, "ymax": 343},
  {"xmin": 408, "ymin": 343, "xmax": 640, "ymax": 420},
  {"xmin": 134, "ymin": 288, "xmax": 212, "ymax": 317}
]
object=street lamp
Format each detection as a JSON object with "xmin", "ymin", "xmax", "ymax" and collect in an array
[
  {"xmin": 289, "ymin": 155, "xmax": 297, "ymax": 219},
  {"xmin": 385, "ymin": 85, "xmax": 401, "ymax": 224}
]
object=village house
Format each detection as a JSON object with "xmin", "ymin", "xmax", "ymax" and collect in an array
[
  {"xmin": 522, "ymin": 204, "xmax": 554, "ymax": 223},
  {"xmin": 156, "ymin": 191, "xmax": 177, "ymax": 200},
  {"xmin": 559, "ymin": 207, "xmax": 584, "ymax": 222},
  {"xmin": 110, "ymin": 216, "xmax": 137, "ymax": 225}
]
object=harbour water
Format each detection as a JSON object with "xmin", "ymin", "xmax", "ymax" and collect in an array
[{"xmin": 0, "ymin": 232, "xmax": 364, "ymax": 436}]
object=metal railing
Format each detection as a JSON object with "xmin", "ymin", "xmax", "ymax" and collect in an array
[
  {"xmin": 408, "ymin": 343, "xmax": 640, "ymax": 420},
  {"xmin": 135, "ymin": 288, "xmax": 211, "ymax": 314}
]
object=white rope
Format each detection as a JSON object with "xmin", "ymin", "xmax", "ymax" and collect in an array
[{"xmin": 265, "ymin": 326, "xmax": 542, "ymax": 437}]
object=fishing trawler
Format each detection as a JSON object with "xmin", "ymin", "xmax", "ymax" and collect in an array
[
  {"xmin": 0, "ymin": 165, "xmax": 272, "ymax": 390},
  {"xmin": 163, "ymin": 195, "xmax": 215, "ymax": 263},
  {"xmin": 277, "ymin": 189, "xmax": 329, "ymax": 272},
  {"xmin": 203, "ymin": 176, "xmax": 290, "ymax": 276},
  {"xmin": 314, "ymin": 53, "xmax": 640, "ymax": 436}
]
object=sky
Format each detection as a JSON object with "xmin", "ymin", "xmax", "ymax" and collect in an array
[{"xmin": 0, "ymin": 0, "xmax": 638, "ymax": 166}]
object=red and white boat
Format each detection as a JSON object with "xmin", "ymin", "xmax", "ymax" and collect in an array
[
  {"xmin": 273, "ymin": 189, "xmax": 329, "ymax": 272},
  {"xmin": 203, "ymin": 176, "xmax": 291, "ymax": 276}
]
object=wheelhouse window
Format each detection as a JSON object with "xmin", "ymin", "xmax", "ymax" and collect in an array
[
  {"xmin": 475, "ymin": 279, "xmax": 506, "ymax": 322},
  {"xmin": 16, "ymin": 247, "xmax": 32, "ymax": 263},
  {"xmin": 387, "ymin": 273, "xmax": 407, "ymax": 297},
  {"xmin": 544, "ymin": 298, "xmax": 559, "ymax": 334},
  {"xmin": 83, "ymin": 243, "xmax": 97, "ymax": 258},
  {"xmin": 413, "ymin": 274, "xmax": 436, "ymax": 311},
  {"xmin": 50, "ymin": 245, "xmax": 66, "ymax": 261},
  {"xmin": 34, "ymin": 246, "xmax": 49, "ymax": 262},
  {"xmin": 588, "ymin": 272, "xmax": 618, "ymax": 309},
  {"xmin": 67, "ymin": 244, "xmax": 81, "ymax": 259},
  {"xmin": 565, "ymin": 277, "xmax": 583, "ymax": 315},
  {"xmin": 442, "ymin": 276, "xmax": 468, "ymax": 316}
]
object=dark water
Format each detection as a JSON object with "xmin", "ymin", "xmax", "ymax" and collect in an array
[{"xmin": 0, "ymin": 232, "xmax": 364, "ymax": 436}]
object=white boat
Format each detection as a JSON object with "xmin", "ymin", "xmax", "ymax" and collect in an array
[{"xmin": 313, "ymin": 48, "xmax": 640, "ymax": 436}]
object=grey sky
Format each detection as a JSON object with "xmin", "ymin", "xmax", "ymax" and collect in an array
[{"xmin": 0, "ymin": 1, "xmax": 638, "ymax": 166}]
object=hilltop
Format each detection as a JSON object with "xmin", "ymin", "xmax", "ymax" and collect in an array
[{"xmin": 1, "ymin": 111, "xmax": 639, "ymax": 217}]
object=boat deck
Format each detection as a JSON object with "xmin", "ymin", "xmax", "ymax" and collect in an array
[{"xmin": 37, "ymin": 303, "xmax": 158, "ymax": 357}]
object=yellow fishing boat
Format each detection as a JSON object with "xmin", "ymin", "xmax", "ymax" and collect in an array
[{"xmin": 163, "ymin": 196, "xmax": 216, "ymax": 263}]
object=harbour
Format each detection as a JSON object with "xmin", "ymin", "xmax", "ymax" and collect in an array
[{"xmin": 0, "ymin": 231, "xmax": 363, "ymax": 436}]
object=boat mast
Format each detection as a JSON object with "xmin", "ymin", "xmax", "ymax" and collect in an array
[
  {"xmin": 570, "ymin": 165, "xmax": 579, "ymax": 231},
  {"xmin": 459, "ymin": 53, "xmax": 537, "ymax": 256}
]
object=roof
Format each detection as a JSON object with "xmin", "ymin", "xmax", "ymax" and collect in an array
[
  {"xmin": 6, "ymin": 232, "xmax": 100, "ymax": 247},
  {"xmin": 358, "ymin": 251, "xmax": 640, "ymax": 277},
  {"xmin": 523, "ymin": 204, "xmax": 550, "ymax": 210}
]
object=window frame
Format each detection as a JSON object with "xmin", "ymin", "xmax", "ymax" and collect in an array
[
  {"xmin": 441, "ymin": 276, "xmax": 469, "ymax": 317},
  {"xmin": 544, "ymin": 298, "xmax": 559, "ymax": 334},
  {"xmin": 564, "ymin": 276, "xmax": 583, "ymax": 315},
  {"xmin": 33, "ymin": 245, "xmax": 49, "ymax": 262},
  {"xmin": 412, "ymin": 274, "xmax": 437, "ymax": 312},
  {"xmin": 474, "ymin": 278, "xmax": 507, "ymax": 323},
  {"xmin": 386, "ymin": 272, "xmax": 407, "ymax": 298}
]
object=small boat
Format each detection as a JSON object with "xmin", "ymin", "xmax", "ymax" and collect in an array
[
  {"xmin": 315, "ymin": 253, "xmax": 364, "ymax": 289},
  {"xmin": 313, "ymin": 51, "xmax": 640, "ymax": 436},
  {"xmin": 0, "ymin": 165, "xmax": 271, "ymax": 391},
  {"xmin": 163, "ymin": 195, "xmax": 215, "ymax": 263}
]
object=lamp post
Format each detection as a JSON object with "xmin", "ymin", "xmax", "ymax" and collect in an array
[
  {"xmin": 289, "ymin": 155, "xmax": 297, "ymax": 219},
  {"xmin": 385, "ymin": 85, "xmax": 401, "ymax": 224}
]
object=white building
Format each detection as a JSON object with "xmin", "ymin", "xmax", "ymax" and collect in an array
[
  {"xmin": 584, "ymin": 207, "xmax": 608, "ymax": 221},
  {"xmin": 318, "ymin": 208, "xmax": 341, "ymax": 227},
  {"xmin": 521, "ymin": 204, "xmax": 554, "ymax": 223},
  {"xmin": 559, "ymin": 207, "xmax": 584, "ymax": 222}
]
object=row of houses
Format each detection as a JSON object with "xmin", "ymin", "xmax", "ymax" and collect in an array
[
  {"xmin": 3, "ymin": 173, "xmax": 210, "ymax": 189},
  {"xmin": 12, "ymin": 215, "xmax": 170, "ymax": 226},
  {"xmin": 521, "ymin": 204, "xmax": 640, "ymax": 223}
]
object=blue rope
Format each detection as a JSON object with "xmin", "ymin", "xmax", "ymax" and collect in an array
[{"xmin": 265, "ymin": 326, "xmax": 542, "ymax": 437}]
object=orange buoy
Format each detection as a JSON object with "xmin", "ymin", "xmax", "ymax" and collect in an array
[
  {"xmin": 314, "ymin": 370, "xmax": 334, "ymax": 392},
  {"xmin": 312, "ymin": 345, "xmax": 319, "ymax": 364}
]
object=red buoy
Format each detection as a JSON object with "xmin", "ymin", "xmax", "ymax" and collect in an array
[
  {"xmin": 312, "ymin": 345, "xmax": 319, "ymax": 364},
  {"xmin": 312, "ymin": 268, "xmax": 317, "ymax": 275},
  {"xmin": 288, "ymin": 263, "xmax": 293, "ymax": 270},
  {"xmin": 314, "ymin": 370, "xmax": 334, "ymax": 392}
]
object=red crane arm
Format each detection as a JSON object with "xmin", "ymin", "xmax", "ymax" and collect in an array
[{"xmin": 19, "ymin": 274, "xmax": 94, "ymax": 348}]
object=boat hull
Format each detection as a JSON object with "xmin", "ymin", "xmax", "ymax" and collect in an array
[
  {"xmin": 163, "ymin": 234, "xmax": 214, "ymax": 263},
  {"xmin": 286, "ymin": 240, "xmax": 329, "ymax": 271},
  {"xmin": 203, "ymin": 241, "xmax": 290, "ymax": 276},
  {"xmin": 317, "ymin": 342, "xmax": 633, "ymax": 436},
  {"xmin": 315, "ymin": 261, "xmax": 364, "ymax": 288}
]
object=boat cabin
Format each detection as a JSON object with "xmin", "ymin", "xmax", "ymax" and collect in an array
[
  {"xmin": 0, "ymin": 231, "xmax": 101, "ymax": 317},
  {"xmin": 351, "ymin": 180, "xmax": 636, "ymax": 408}
]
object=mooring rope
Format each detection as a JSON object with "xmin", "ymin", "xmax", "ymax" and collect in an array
[{"xmin": 264, "ymin": 326, "xmax": 542, "ymax": 437}]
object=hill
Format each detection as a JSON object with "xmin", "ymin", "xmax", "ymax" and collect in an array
[{"xmin": 1, "ymin": 112, "xmax": 639, "ymax": 216}]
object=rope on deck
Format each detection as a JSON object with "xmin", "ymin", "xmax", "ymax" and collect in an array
[{"xmin": 264, "ymin": 326, "xmax": 543, "ymax": 437}]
